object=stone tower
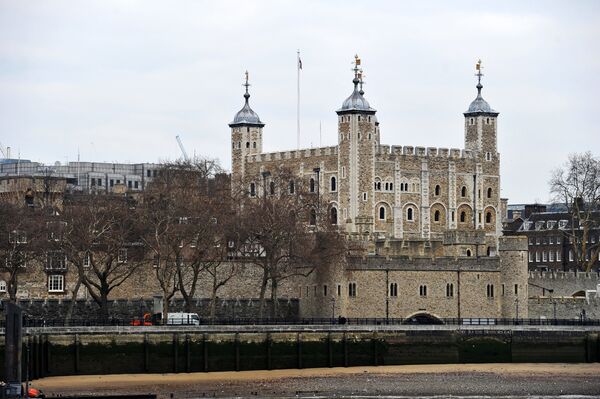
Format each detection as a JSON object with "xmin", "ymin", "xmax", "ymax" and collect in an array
[
  {"xmin": 336, "ymin": 56, "xmax": 377, "ymax": 235},
  {"xmin": 464, "ymin": 60, "xmax": 499, "ymax": 160},
  {"xmin": 229, "ymin": 71, "xmax": 264, "ymax": 188}
]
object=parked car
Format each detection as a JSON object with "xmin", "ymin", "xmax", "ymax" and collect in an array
[{"xmin": 166, "ymin": 312, "xmax": 200, "ymax": 325}]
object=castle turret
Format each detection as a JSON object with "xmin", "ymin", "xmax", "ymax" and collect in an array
[
  {"xmin": 336, "ymin": 55, "xmax": 377, "ymax": 235},
  {"xmin": 230, "ymin": 71, "xmax": 264, "ymax": 187},
  {"xmin": 464, "ymin": 60, "xmax": 499, "ymax": 159}
]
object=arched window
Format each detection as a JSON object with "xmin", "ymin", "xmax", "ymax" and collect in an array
[
  {"xmin": 435, "ymin": 185, "xmax": 441, "ymax": 196},
  {"xmin": 389, "ymin": 282, "xmax": 398, "ymax": 297},
  {"xmin": 419, "ymin": 285, "xmax": 427, "ymax": 297},
  {"xmin": 246, "ymin": 142, "xmax": 250, "ymax": 148},
  {"xmin": 434, "ymin": 210, "xmax": 440, "ymax": 222},
  {"xmin": 309, "ymin": 178, "xmax": 315, "ymax": 193},
  {"xmin": 289, "ymin": 180, "xmax": 295, "ymax": 194},
  {"xmin": 253, "ymin": 142, "xmax": 257, "ymax": 148},
  {"xmin": 389, "ymin": 183, "xmax": 393, "ymax": 191},
  {"xmin": 460, "ymin": 211, "xmax": 466, "ymax": 222},
  {"xmin": 249, "ymin": 183, "xmax": 256, "ymax": 197},
  {"xmin": 269, "ymin": 181, "xmax": 275, "ymax": 195},
  {"xmin": 466, "ymin": 249, "xmax": 472, "ymax": 257},
  {"xmin": 446, "ymin": 283, "xmax": 454, "ymax": 297},
  {"xmin": 379, "ymin": 206, "xmax": 386, "ymax": 220},
  {"xmin": 487, "ymin": 284, "xmax": 494, "ymax": 298},
  {"xmin": 330, "ymin": 207, "xmax": 338, "ymax": 225},
  {"xmin": 309, "ymin": 209, "xmax": 317, "ymax": 225},
  {"xmin": 330, "ymin": 176, "xmax": 337, "ymax": 192},
  {"xmin": 461, "ymin": 186, "xmax": 467, "ymax": 197},
  {"xmin": 485, "ymin": 212, "xmax": 492, "ymax": 224},
  {"xmin": 487, "ymin": 187, "xmax": 492, "ymax": 198},
  {"xmin": 407, "ymin": 207, "xmax": 413, "ymax": 221},
  {"xmin": 377, "ymin": 182, "xmax": 381, "ymax": 190}
]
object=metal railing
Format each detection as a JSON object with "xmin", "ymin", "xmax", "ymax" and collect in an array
[{"xmin": 1, "ymin": 316, "xmax": 599, "ymax": 328}]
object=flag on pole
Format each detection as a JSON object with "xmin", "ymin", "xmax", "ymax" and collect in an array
[{"xmin": 298, "ymin": 56, "xmax": 303, "ymax": 70}]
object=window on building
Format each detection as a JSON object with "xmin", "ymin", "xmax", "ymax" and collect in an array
[
  {"xmin": 466, "ymin": 249, "xmax": 472, "ymax": 257},
  {"xmin": 147, "ymin": 170, "xmax": 151, "ymax": 177},
  {"xmin": 487, "ymin": 187, "xmax": 492, "ymax": 198},
  {"xmin": 486, "ymin": 212, "xmax": 492, "ymax": 224},
  {"xmin": 83, "ymin": 252, "xmax": 91, "ymax": 268},
  {"xmin": 529, "ymin": 251, "xmax": 533, "ymax": 263},
  {"xmin": 389, "ymin": 282, "xmax": 398, "ymax": 297},
  {"xmin": 529, "ymin": 237, "xmax": 534, "ymax": 245},
  {"xmin": 118, "ymin": 248, "xmax": 128, "ymax": 263},
  {"xmin": 253, "ymin": 142, "xmax": 257, "ymax": 148},
  {"xmin": 542, "ymin": 251, "xmax": 547, "ymax": 262},
  {"xmin": 269, "ymin": 181, "xmax": 275, "ymax": 195},
  {"xmin": 460, "ymin": 211, "xmax": 466, "ymax": 223},
  {"xmin": 288, "ymin": 180, "xmax": 295, "ymax": 194},
  {"xmin": 379, "ymin": 206, "xmax": 386, "ymax": 220},
  {"xmin": 48, "ymin": 275, "xmax": 64, "ymax": 292},
  {"xmin": 331, "ymin": 176, "xmax": 337, "ymax": 192},
  {"xmin": 116, "ymin": 179, "xmax": 121, "ymax": 184},
  {"xmin": 341, "ymin": 166, "xmax": 346, "ymax": 178},
  {"xmin": 337, "ymin": 284, "xmax": 341, "ymax": 296},
  {"xmin": 419, "ymin": 285, "xmax": 427, "ymax": 297},
  {"xmin": 246, "ymin": 142, "xmax": 250, "ymax": 148},
  {"xmin": 549, "ymin": 236, "xmax": 554, "ymax": 244},
  {"xmin": 9, "ymin": 230, "xmax": 27, "ymax": 244},
  {"xmin": 535, "ymin": 251, "xmax": 540, "ymax": 262},
  {"xmin": 461, "ymin": 186, "xmax": 467, "ymax": 197},
  {"xmin": 46, "ymin": 251, "xmax": 66, "ymax": 271},
  {"xmin": 323, "ymin": 285, "xmax": 328, "ymax": 297},
  {"xmin": 98, "ymin": 178, "xmax": 102, "ymax": 187},
  {"xmin": 556, "ymin": 250, "xmax": 561, "ymax": 262},
  {"xmin": 330, "ymin": 207, "xmax": 338, "ymax": 225},
  {"xmin": 434, "ymin": 210, "xmax": 440, "ymax": 222},
  {"xmin": 0, "ymin": 279, "xmax": 6, "ymax": 293},
  {"xmin": 348, "ymin": 282, "xmax": 357, "ymax": 297},
  {"xmin": 549, "ymin": 251, "xmax": 555, "ymax": 262},
  {"xmin": 514, "ymin": 284, "xmax": 519, "ymax": 295},
  {"xmin": 446, "ymin": 283, "xmax": 454, "ymax": 297},
  {"xmin": 91, "ymin": 178, "xmax": 96, "ymax": 186},
  {"xmin": 569, "ymin": 250, "xmax": 574, "ymax": 261},
  {"xmin": 451, "ymin": 211, "xmax": 455, "ymax": 222},
  {"xmin": 110, "ymin": 179, "xmax": 114, "ymax": 187},
  {"xmin": 128, "ymin": 181, "xmax": 132, "ymax": 189},
  {"xmin": 407, "ymin": 207, "xmax": 413, "ymax": 221},
  {"xmin": 250, "ymin": 182, "xmax": 256, "ymax": 197},
  {"xmin": 362, "ymin": 192, "xmax": 367, "ymax": 201},
  {"xmin": 309, "ymin": 209, "xmax": 317, "ymax": 225},
  {"xmin": 134, "ymin": 181, "xmax": 139, "ymax": 189},
  {"xmin": 487, "ymin": 284, "xmax": 494, "ymax": 298},
  {"xmin": 435, "ymin": 185, "xmax": 441, "ymax": 196},
  {"xmin": 310, "ymin": 178, "xmax": 315, "ymax": 193},
  {"xmin": 502, "ymin": 284, "xmax": 505, "ymax": 296}
]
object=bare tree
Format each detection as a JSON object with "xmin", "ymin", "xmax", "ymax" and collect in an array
[
  {"xmin": 550, "ymin": 151, "xmax": 600, "ymax": 271},
  {"xmin": 58, "ymin": 194, "xmax": 146, "ymax": 320},
  {"xmin": 236, "ymin": 167, "xmax": 346, "ymax": 318},
  {"xmin": 0, "ymin": 203, "xmax": 46, "ymax": 301}
]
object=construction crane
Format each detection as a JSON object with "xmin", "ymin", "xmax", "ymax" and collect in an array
[
  {"xmin": 0, "ymin": 141, "xmax": 10, "ymax": 158},
  {"xmin": 175, "ymin": 135, "xmax": 190, "ymax": 162}
]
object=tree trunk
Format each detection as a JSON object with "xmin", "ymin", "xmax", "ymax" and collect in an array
[
  {"xmin": 258, "ymin": 267, "xmax": 269, "ymax": 319},
  {"xmin": 65, "ymin": 278, "xmax": 82, "ymax": 325},
  {"xmin": 209, "ymin": 289, "xmax": 217, "ymax": 321},
  {"xmin": 99, "ymin": 292, "xmax": 110, "ymax": 321},
  {"xmin": 8, "ymin": 273, "xmax": 17, "ymax": 302},
  {"xmin": 270, "ymin": 278, "xmax": 278, "ymax": 319},
  {"xmin": 162, "ymin": 297, "xmax": 170, "ymax": 325}
]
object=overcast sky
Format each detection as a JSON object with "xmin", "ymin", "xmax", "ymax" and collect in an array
[{"xmin": 1, "ymin": 1, "xmax": 598, "ymax": 203}]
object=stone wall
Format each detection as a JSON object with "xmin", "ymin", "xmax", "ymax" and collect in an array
[
  {"xmin": 3, "ymin": 297, "xmax": 299, "ymax": 321},
  {"xmin": 529, "ymin": 271, "xmax": 600, "ymax": 297},
  {"xmin": 528, "ymin": 297, "xmax": 600, "ymax": 319}
]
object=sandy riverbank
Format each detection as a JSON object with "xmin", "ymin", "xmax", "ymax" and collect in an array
[{"xmin": 34, "ymin": 363, "xmax": 600, "ymax": 398}]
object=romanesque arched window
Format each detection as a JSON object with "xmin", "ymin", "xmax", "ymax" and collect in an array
[
  {"xmin": 446, "ymin": 283, "xmax": 454, "ymax": 297},
  {"xmin": 309, "ymin": 178, "xmax": 315, "ymax": 193},
  {"xmin": 309, "ymin": 208, "xmax": 317, "ymax": 225},
  {"xmin": 461, "ymin": 186, "xmax": 467, "ymax": 197},
  {"xmin": 487, "ymin": 284, "xmax": 494, "ymax": 298},
  {"xmin": 486, "ymin": 211, "xmax": 492, "ymax": 224},
  {"xmin": 330, "ymin": 207, "xmax": 338, "ymax": 225},
  {"xmin": 407, "ymin": 207, "xmax": 413, "ymax": 221},
  {"xmin": 487, "ymin": 187, "xmax": 492, "ymax": 198},
  {"xmin": 435, "ymin": 185, "xmax": 441, "ymax": 196},
  {"xmin": 330, "ymin": 176, "xmax": 337, "ymax": 192},
  {"xmin": 460, "ymin": 211, "xmax": 466, "ymax": 222},
  {"xmin": 249, "ymin": 182, "xmax": 256, "ymax": 197},
  {"xmin": 253, "ymin": 142, "xmax": 257, "ymax": 148},
  {"xmin": 246, "ymin": 142, "xmax": 250, "ymax": 148},
  {"xmin": 434, "ymin": 210, "xmax": 440, "ymax": 222},
  {"xmin": 269, "ymin": 181, "xmax": 275, "ymax": 195},
  {"xmin": 379, "ymin": 206, "xmax": 386, "ymax": 220},
  {"xmin": 419, "ymin": 285, "xmax": 427, "ymax": 297}
]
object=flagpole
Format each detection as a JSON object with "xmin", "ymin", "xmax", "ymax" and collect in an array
[{"xmin": 297, "ymin": 49, "xmax": 300, "ymax": 150}]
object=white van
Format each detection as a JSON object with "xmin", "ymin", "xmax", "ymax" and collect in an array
[{"xmin": 166, "ymin": 312, "xmax": 201, "ymax": 325}]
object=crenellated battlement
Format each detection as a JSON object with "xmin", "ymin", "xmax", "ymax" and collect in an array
[
  {"xmin": 245, "ymin": 145, "xmax": 338, "ymax": 164},
  {"xmin": 376, "ymin": 145, "xmax": 474, "ymax": 160}
]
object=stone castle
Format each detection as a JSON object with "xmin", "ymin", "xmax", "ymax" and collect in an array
[
  {"xmin": 228, "ymin": 57, "xmax": 529, "ymax": 320},
  {"xmin": 2, "ymin": 57, "xmax": 538, "ymax": 321}
]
